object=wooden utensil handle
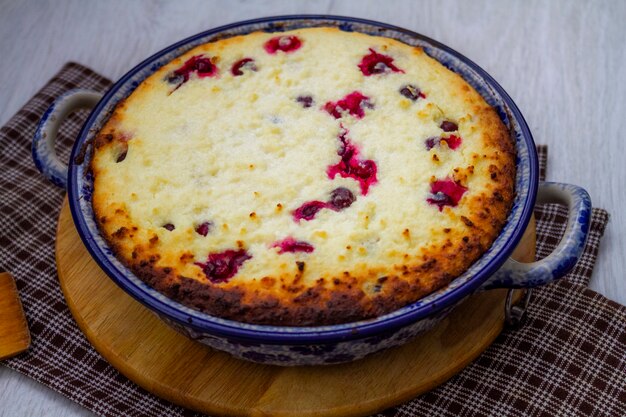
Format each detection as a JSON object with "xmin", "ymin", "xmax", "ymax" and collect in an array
[{"xmin": 0, "ymin": 272, "xmax": 31, "ymax": 360}]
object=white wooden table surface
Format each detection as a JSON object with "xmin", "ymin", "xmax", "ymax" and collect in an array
[{"xmin": 1, "ymin": 0, "xmax": 624, "ymax": 416}]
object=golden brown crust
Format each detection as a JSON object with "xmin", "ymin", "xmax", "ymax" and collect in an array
[{"xmin": 90, "ymin": 27, "xmax": 516, "ymax": 325}]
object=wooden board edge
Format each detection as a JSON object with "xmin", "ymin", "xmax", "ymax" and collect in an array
[{"xmin": 55, "ymin": 196, "xmax": 535, "ymax": 417}]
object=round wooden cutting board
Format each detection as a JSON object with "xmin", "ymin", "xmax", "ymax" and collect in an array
[{"xmin": 56, "ymin": 199, "xmax": 535, "ymax": 417}]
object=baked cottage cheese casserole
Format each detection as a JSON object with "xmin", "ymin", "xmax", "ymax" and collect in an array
[{"xmin": 90, "ymin": 27, "xmax": 515, "ymax": 326}]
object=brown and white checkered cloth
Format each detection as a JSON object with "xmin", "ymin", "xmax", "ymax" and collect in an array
[{"xmin": 1, "ymin": 63, "xmax": 623, "ymax": 417}]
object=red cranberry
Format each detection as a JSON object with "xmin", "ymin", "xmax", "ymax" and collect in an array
[
  {"xmin": 272, "ymin": 237, "xmax": 315, "ymax": 254},
  {"xmin": 231, "ymin": 58, "xmax": 257, "ymax": 76},
  {"xmin": 195, "ymin": 221, "xmax": 213, "ymax": 236},
  {"xmin": 183, "ymin": 56, "xmax": 216, "ymax": 78},
  {"xmin": 440, "ymin": 121, "xmax": 458, "ymax": 132},
  {"xmin": 293, "ymin": 201, "xmax": 329, "ymax": 222},
  {"xmin": 327, "ymin": 131, "xmax": 378, "ymax": 195},
  {"xmin": 399, "ymin": 84, "xmax": 425, "ymax": 101},
  {"xmin": 427, "ymin": 179, "xmax": 467, "ymax": 211},
  {"xmin": 166, "ymin": 55, "xmax": 218, "ymax": 88},
  {"xmin": 358, "ymin": 48, "xmax": 404, "ymax": 76},
  {"xmin": 324, "ymin": 91, "xmax": 373, "ymax": 119},
  {"xmin": 296, "ymin": 95, "xmax": 314, "ymax": 108},
  {"xmin": 195, "ymin": 249, "xmax": 252, "ymax": 283},
  {"xmin": 444, "ymin": 135, "xmax": 462, "ymax": 150},
  {"xmin": 264, "ymin": 36, "xmax": 302, "ymax": 54},
  {"xmin": 329, "ymin": 187, "xmax": 356, "ymax": 209},
  {"xmin": 163, "ymin": 223, "xmax": 175, "ymax": 231},
  {"xmin": 194, "ymin": 58, "xmax": 214, "ymax": 75},
  {"xmin": 353, "ymin": 160, "xmax": 376, "ymax": 179}
]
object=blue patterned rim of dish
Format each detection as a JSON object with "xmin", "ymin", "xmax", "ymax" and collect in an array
[{"xmin": 68, "ymin": 15, "xmax": 538, "ymax": 344}]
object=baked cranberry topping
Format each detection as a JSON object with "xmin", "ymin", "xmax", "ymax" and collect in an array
[
  {"xmin": 195, "ymin": 249, "xmax": 252, "ymax": 283},
  {"xmin": 272, "ymin": 237, "xmax": 315, "ymax": 254},
  {"xmin": 195, "ymin": 221, "xmax": 213, "ymax": 237},
  {"xmin": 443, "ymin": 134, "xmax": 462, "ymax": 150},
  {"xmin": 324, "ymin": 91, "xmax": 373, "ymax": 119},
  {"xmin": 358, "ymin": 48, "xmax": 404, "ymax": 76},
  {"xmin": 162, "ymin": 223, "xmax": 175, "ymax": 231},
  {"xmin": 172, "ymin": 55, "xmax": 217, "ymax": 82},
  {"xmin": 264, "ymin": 36, "xmax": 302, "ymax": 54},
  {"xmin": 296, "ymin": 95, "xmax": 314, "ymax": 108},
  {"xmin": 327, "ymin": 129, "xmax": 378, "ymax": 195},
  {"xmin": 440, "ymin": 120, "xmax": 458, "ymax": 132},
  {"xmin": 425, "ymin": 135, "xmax": 462, "ymax": 150},
  {"xmin": 427, "ymin": 179, "xmax": 467, "ymax": 211},
  {"xmin": 293, "ymin": 201, "xmax": 328, "ymax": 222},
  {"xmin": 292, "ymin": 187, "xmax": 358, "ymax": 222},
  {"xmin": 231, "ymin": 58, "xmax": 257, "ymax": 76},
  {"xmin": 193, "ymin": 58, "xmax": 215, "ymax": 76},
  {"xmin": 425, "ymin": 137, "xmax": 439, "ymax": 150},
  {"xmin": 399, "ymin": 84, "xmax": 426, "ymax": 101},
  {"xmin": 166, "ymin": 55, "xmax": 218, "ymax": 90},
  {"xmin": 329, "ymin": 187, "xmax": 356, "ymax": 209}
]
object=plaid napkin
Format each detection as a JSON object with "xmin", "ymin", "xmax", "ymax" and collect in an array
[{"xmin": 1, "ymin": 63, "xmax": 623, "ymax": 417}]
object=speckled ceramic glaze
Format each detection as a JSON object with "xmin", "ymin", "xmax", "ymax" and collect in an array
[{"xmin": 33, "ymin": 16, "xmax": 592, "ymax": 366}]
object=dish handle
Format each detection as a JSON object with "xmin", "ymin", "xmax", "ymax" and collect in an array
[
  {"xmin": 481, "ymin": 182, "xmax": 592, "ymax": 290},
  {"xmin": 32, "ymin": 89, "xmax": 103, "ymax": 189}
]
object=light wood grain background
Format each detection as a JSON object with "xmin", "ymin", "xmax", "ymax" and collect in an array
[{"xmin": 1, "ymin": 0, "xmax": 624, "ymax": 416}]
